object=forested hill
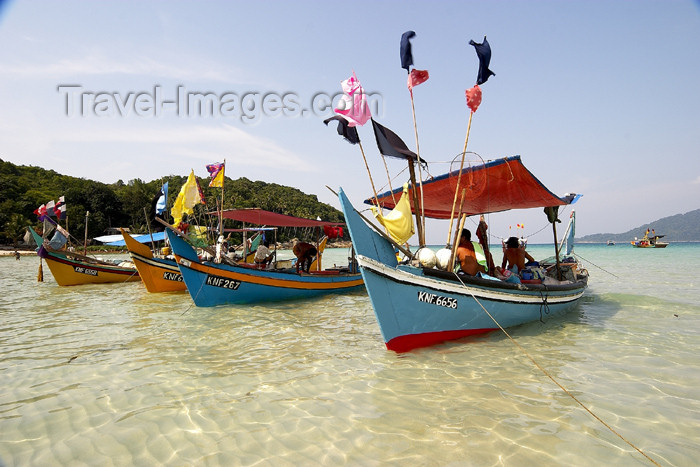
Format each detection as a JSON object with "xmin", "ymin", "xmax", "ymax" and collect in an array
[
  {"xmin": 0, "ymin": 159, "xmax": 345, "ymax": 245},
  {"xmin": 577, "ymin": 209, "xmax": 700, "ymax": 243}
]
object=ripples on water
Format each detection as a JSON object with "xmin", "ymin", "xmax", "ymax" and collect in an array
[{"xmin": 1, "ymin": 245, "xmax": 698, "ymax": 465}]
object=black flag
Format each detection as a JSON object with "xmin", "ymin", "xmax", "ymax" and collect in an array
[
  {"xmin": 324, "ymin": 115, "xmax": 360, "ymax": 145},
  {"xmin": 469, "ymin": 36, "xmax": 495, "ymax": 85},
  {"xmin": 400, "ymin": 31, "xmax": 416, "ymax": 71},
  {"xmin": 371, "ymin": 119, "xmax": 418, "ymax": 162},
  {"xmin": 149, "ymin": 188, "xmax": 164, "ymax": 231}
]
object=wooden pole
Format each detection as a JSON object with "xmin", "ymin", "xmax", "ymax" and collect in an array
[
  {"xmin": 220, "ymin": 159, "xmax": 225, "ymax": 238},
  {"xmin": 407, "ymin": 160, "xmax": 425, "ymax": 248},
  {"xmin": 446, "ymin": 111, "xmax": 474, "ymax": 248},
  {"xmin": 408, "ymin": 89, "xmax": 426, "ymax": 247},
  {"xmin": 552, "ymin": 221, "xmax": 562, "ymax": 280},
  {"xmin": 144, "ymin": 206, "xmax": 156, "ymax": 253},
  {"xmin": 380, "ymin": 154, "xmax": 397, "ymax": 205},
  {"xmin": 448, "ymin": 189, "xmax": 467, "ymax": 270},
  {"xmin": 449, "ymin": 213, "xmax": 468, "ymax": 272},
  {"xmin": 358, "ymin": 141, "xmax": 380, "ymax": 206},
  {"xmin": 83, "ymin": 211, "xmax": 89, "ymax": 256},
  {"xmin": 242, "ymin": 223, "xmax": 248, "ymax": 260}
]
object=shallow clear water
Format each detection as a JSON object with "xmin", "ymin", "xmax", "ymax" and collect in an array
[{"xmin": 1, "ymin": 244, "xmax": 698, "ymax": 466}]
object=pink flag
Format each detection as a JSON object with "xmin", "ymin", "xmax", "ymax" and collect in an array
[
  {"xmin": 465, "ymin": 85, "xmax": 482, "ymax": 113},
  {"xmin": 334, "ymin": 72, "xmax": 371, "ymax": 127},
  {"xmin": 407, "ymin": 69, "xmax": 429, "ymax": 90}
]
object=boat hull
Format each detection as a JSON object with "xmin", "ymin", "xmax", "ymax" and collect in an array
[
  {"xmin": 359, "ymin": 255, "xmax": 586, "ymax": 352},
  {"xmin": 29, "ymin": 228, "xmax": 140, "ymax": 286},
  {"xmin": 337, "ymin": 188, "xmax": 587, "ymax": 352},
  {"xmin": 41, "ymin": 253, "xmax": 141, "ymax": 286},
  {"xmin": 121, "ymin": 230, "xmax": 186, "ymax": 293},
  {"xmin": 165, "ymin": 229, "xmax": 364, "ymax": 306}
]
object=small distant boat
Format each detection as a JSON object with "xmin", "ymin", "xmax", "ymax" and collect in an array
[
  {"xmin": 630, "ymin": 229, "xmax": 668, "ymax": 248},
  {"xmin": 28, "ymin": 226, "xmax": 140, "ymax": 286},
  {"xmin": 606, "ymin": 240, "xmax": 615, "ymax": 246}
]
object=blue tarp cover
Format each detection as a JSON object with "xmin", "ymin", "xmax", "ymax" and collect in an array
[{"xmin": 104, "ymin": 232, "xmax": 166, "ymax": 246}]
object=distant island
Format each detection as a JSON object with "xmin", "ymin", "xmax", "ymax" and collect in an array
[{"xmin": 576, "ymin": 208, "xmax": 700, "ymax": 243}]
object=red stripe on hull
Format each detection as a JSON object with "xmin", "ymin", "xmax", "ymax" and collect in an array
[{"xmin": 385, "ymin": 328, "xmax": 498, "ymax": 353}]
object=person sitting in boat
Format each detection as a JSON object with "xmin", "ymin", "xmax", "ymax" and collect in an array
[
  {"xmin": 501, "ymin": 236, "xmax": 535, "ymax": 274},
  {"xmin": 293, "ymin": 241, "xmax": 317, "ymax": 273},
  {"xmin": 254, "ymin": 240, "xmax": 275, "ymax": 267},
  {"xmin": 456, "ymin": 229, "xmax": 486, "ymax": 276}
]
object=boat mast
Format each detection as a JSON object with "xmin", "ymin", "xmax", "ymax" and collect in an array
[
  {"xmin": 446, "ymin": 112, "xmax": 475, "ymax": 249},
  {"xmin": 408, "ymin": 90, "xmax": 426, "ymax": 248},
  {"xmin": 545, "ymin": 206, "xmax": 562, "ymax": 280},
  {"xmin": 219, "ymin": 159, "xmax": 225, "ymax": 238},
  {"xmin": 407, "ymin": 159, "xmax": 425, "ymax": 247},
  {"xmin": 143, "ymin": 206, "xmax": 156, "ymax": 253},
  {"xmin": 83, "ymin": 211, "xmax": 89, "ymax": 256}
]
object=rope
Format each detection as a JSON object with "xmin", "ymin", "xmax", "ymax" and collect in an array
[
  {"xmin": 452, "ymin": 273, "xmax": 661, "ymax": 467},
  {"xmin": 121, "ymin": 269, "xmax": 139, "ymax": 283},
  {"xmin": 189, "ymin": 267, "xmax": 209, "ymax": 309},
  {"xmin": 575, "ymin": 253, "xmax": 620, "ymax": 279},
  {"xmin": 538, "ymin": 288, "xmax": 550, "ymax": 322}
]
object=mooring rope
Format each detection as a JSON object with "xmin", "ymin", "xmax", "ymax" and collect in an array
[
  {"xmin": 452, "ymin": 273, "xmax": 661, "ymax": 467},
  {"xmin": 187, "ymin": 269, "xmax": 209, "ymax": 314},
  {"xmin": 121, "ymin": 269, "xmax": 139, "ymax": 283},
  {"xmin": 575, "ymin": 253, "xmax": 620, "ymax": 279}
]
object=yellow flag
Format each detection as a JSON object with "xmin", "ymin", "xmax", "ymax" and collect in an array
[
  {"xmin": 207, "ymin": 162, "xmax": 225, "ymax": 188},
  {"xmin": 171, "ymin": 170, "xmax": 202, "ymax": 226},
  {"xmin": 371, "ymin": 183, "xmax": 415, "ymax": 245}
]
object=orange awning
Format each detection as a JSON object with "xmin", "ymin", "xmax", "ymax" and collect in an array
[{"xmin": 365, "ymin": 156, "xmax": 578, "ymax": 219}]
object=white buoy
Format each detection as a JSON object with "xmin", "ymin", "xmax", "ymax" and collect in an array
[
  {"xmin": 435, "ymin": 248, "xmax": 453, "ymax": 270},
  {"xmin": 416, "ymin": 247, "xmax": 437, "ymax": 269}
]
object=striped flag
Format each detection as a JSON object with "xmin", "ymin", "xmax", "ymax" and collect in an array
[{"xmin": 54, "ymin": 196, "xmax": 66, "ymax": 219}]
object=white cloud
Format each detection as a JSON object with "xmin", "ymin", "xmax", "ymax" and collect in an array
[
  {"xmin": 0, "ymin": 51, "xmax": 241, "ymax": 83},
  {"xmin": 62, "ymin": 123, "xmax": 315, "ymax": 174}
]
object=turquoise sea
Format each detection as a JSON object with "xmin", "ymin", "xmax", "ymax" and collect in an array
[{"xmin": 1, "ymin": 243, "xmax": 699, "ymax": 466}]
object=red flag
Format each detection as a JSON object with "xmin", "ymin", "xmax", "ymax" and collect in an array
[
  {"xmin": 407, "ymin": 69, "xmax": 429, "ymax": 90},
  {"xmin": 34, "ymin": 204, "xmax": 48, "ymax": 220},
  {"xmin": 323, "ymin": 225, "xmax": 343, "ymax": 239},
  {"xmin": 465, "ymin": 85, "xmax": 482, "ymax": 113}
]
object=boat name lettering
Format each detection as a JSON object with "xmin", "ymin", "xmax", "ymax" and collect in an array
[
  {"xmin": 74, "ymin": 266, "xmax": 98, "ymax": 276},
  {"xmin": 417, "ymin": 291, "xmax": 457, "ymax": 309},
  {"xmin": 162, "ymin": 271, "xmax": 183, "ymax": 282},
  {"xmin": 205, "ymin": 274, "xmax": 241, "ymax": 290}
]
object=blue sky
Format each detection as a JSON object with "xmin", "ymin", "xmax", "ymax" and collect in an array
[{"xmin": 1, "ymin": 0, "xmax": 699, "ymax": 244}]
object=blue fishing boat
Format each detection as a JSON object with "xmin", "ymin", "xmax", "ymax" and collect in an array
[
  {"xmin": 165, "ymin": 209, "xmax": 364, "ymax": 307},
  {"xmin": 337, "ymin": 156, "xmax": 588, "ymax": 352}
]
